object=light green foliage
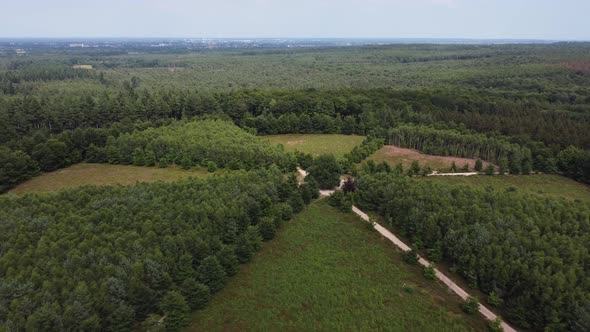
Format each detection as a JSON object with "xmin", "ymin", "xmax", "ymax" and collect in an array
[
  {"xmin": 189, "ymin": 201, "xmax": 484, "ymax": 331},
  {"xmin": 107, "ymin": 119, "xmax": 296, "ymax": 171}
]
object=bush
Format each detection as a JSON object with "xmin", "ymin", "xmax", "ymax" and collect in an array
[
  {"xmin": 328, "ymin": 190, "xmax": 352, "ymax": 212},
  {"xmin": 206, "ymin": 161, "xmax": 218, "ymax": 172},
  {"xmin": 423, "ymin": 264, "xmax": 436, "ymax": 280},
  {"xmin": 488, "ymin": 318, "xmax": 503, "ymax": 332},
  {"xmin": 403, "ymin": 249, "xmax": 419, "ymax": 265},
  {"xmin": 462, "ymin": 296, "xmax": 480, "ymax": 315},
  {"xmin": 475, "ymin": 159, "xmax": 483, "ymax": 171}
]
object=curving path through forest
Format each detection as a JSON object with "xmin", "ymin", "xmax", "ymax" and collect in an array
[{"xmin": 297, "ymin": 167, "xmax": 517, "ymax": 332}]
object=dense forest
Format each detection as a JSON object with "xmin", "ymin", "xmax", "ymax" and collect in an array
[
  {"xmin": 100, "ymin": 119, "xmax": 296, "ymax": 171},
  {"xmin": 387, "ymin": 124, "xmax": 532, "ymax": 173},
  {"xmin": 1, "ymin": 43, "xmax": 590, "ymax": 331},
  {"xmin": 353, "ymin": 170, "xmax": 590, "ymax": 330},
  {"xmin": 0, "ymin": 169, "xmax": 318, "ymax": 330}
]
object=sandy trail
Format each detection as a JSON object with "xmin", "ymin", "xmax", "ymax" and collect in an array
[
  {"xmin": 298, "ymin": 167, "xmax": 516, "ymax": 331},
  {"xmin": 351, "ymin": 206, "xmax": 516, "ymax": 332}
]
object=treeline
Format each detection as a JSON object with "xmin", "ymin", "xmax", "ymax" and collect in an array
[
  {"xmin": 0, "ymin": 64, "xmax": 98, "ymax": 95},
  {"xmin": 1, "ymin": 88, "xmax": 589, "ymax": 183},
  {"xmin": 2, "ymin": 88, "xmax": 588, "ymax": 149},
  {"xmin": 354, "ymin": 170, "xmax": 590, "ymax": 331},
  {"xmin": 387, "ymin": 124, "xmax": 533, "ymax": 173},
  {"xmin": 0, "ymin": 147, "xmax": 39, "ymax": 192},
  {"xmin": 0, "ymin": 119, "xmax": 174, "ymax": 193},
  {"xmin": 0, "ymin": 169, "xmax": 318, "ymax": 331},
  {"xmin": 101, "ymin": 119, "xmax": 296, "ymax": 171}
]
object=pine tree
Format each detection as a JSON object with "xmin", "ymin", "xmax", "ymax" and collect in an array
[
  {"xmin": 160, "ymin": 291, "xmax": 189, "ymax": 332},
  {"xmin": 197, "ymin": 256, "xmax": 226, "ymax": 293},
  {"xmin": 475, "ymin": 159, "xmax": 483, "ymax": 172},
  {"xmin": 180, "ymin": 278, "xmax": 210, "ymax": 310}
]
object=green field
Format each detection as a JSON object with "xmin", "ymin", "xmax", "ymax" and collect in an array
[
  {"xmin": 422, "ymin": 174, "xmax": 590, "ymax": 204},
  {"xmin": 7, "ymin": 163, "xmax": 209, "ymax": 194},
  {"xmin": 189, "ymin": 200, "xmax": 486, "ymax": 331},
  {"xmin": 262, "ymin": 134, "xmax": 365, "ymax": 158}
]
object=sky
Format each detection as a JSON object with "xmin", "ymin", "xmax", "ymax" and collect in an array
[{"xmin": 1, "ymin": 0, "xmax": 588, "ymax": 40}]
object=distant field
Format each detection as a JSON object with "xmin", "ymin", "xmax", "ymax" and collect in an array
[
  {"xmin": 369, "ymin": 145, "xmax": 495, "ymax": 171},
  {"xmin": 422, "ymin": 174, "xmax": 590, "ymax": 204},
  {"xmin": 8, "ymin": 163, "xmax": 208, "ymax": 194},
  {"xmin": 189, "ymin": 200, "xmax": 486, "ymax": 331},
  {"xmin": 262, "ymin": 134, "xmax": 365, "ymax": 158}
]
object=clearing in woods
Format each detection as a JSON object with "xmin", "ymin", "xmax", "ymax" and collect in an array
[
  {"xmin": 188, "ymin": 200, "xmax": 487, "ymax": 331},
  {"xmin": 422, "ymin": 174, "xmax": 590, "ymax": 204},
  {"xmin": 8, "ymin": 163, "xmax": 209, "ymax": 195},
  {"xmin": 262, "ymin": 134, "xmax": 365, "ymax": 158},
  {"xmin": 369, "ymin": 145, "xmax": 495, "ymax": 171}
]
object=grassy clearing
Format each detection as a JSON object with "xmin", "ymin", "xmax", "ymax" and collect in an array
[
  {"xmin": 422, "ymin": 174, "xmax": 590, "ymax": 204},
  {"xmin": 262, "ymin": 134, "xmax": 365, "ymax": 158},
  {"xmin": 7, "ymin": 163, "xmax": 209, "ymax": 195},
  {"xmin": 369, "ymin": 145, "xmax": 494, "ymax": 171},
  {"xmin": 188, "ymin": 200, "xmax": 486, "ymax": 331}
]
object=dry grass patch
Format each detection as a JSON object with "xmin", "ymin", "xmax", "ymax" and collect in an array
[
  {"xmin": 369, "ymin": 145, "xmax": 495, "ymax": 171},
  {"xmin": 8, "ymin": 163, "xmax": 209, "ymax": 194}
]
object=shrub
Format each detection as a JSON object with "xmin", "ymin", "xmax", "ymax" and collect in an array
[
  {"xmin": 462, "ymin": 296, "xmax": 480, "ymax": 315},
  {"xmin": 423, "ymin": 264, "xmax": 436, "ymax": 280},
  {"xmin": 403, "ymin": 249, "xmax": 419, "ymax": 265},
  {"xmin": 488, "ymin": 318, "xmax": 503, "ymax": 332}
]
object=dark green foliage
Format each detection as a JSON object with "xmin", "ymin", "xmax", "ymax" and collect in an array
[
  {"xmin": 31, "ymin": 138, "xmax": 70, "ymax": 171},
  {"xmin": 403, "ymin": 249, "xmax": 419, "ymax": 265},
  {"xmin": 217, "ymin": 246, "xmax": 239, "ymax": 277},
  {"xmin": 557, "ymin": 146, "xmax": 590, "ymax": 183},
  {"xmin": 160, "ymin": 291, "xmax": 189, "ymax": 332},
  {"xmin": 0, "ymin": 147, "xmax": 39, "ymax": 192},
  {"xmin": 408, "ymin": 160, "xmax": 421, "ymax": 176},
  {"xmin": 498, "ymin": 157, "xmax": 509, "ymax": 174},
  {"xmin": 423, "ymin": 264, "xmax": 436, "ymax": 280},
  {"xmin": 462, "ymin": 297, "xmax": 480, "ymax": 315},
  {"xmin": 308, "ymin": 154, "xmax": 342, "ymax": 189},
  {"xmin": 259, "ymin": 217, "xmax": 277, "ymax": 241},
  {"xmin": 327, "ymin": 190, "xmax": 352, "ymax": 212},
  {"xmin": 295, "ymin": 151, "xmax": 314, "ymax": 169},
  {"xmin": 355, "ymin": 171, "xmax": 590, "ymax": 329},
  {"xmin": 485, "ymin": 164, "xmax": 495, "ymax": 175},
  {"xmin": 0, "ymin": 170, "xmax": 309, "ymax": 330},
  {"xmin": 197, "ymin": 257, "xmax": 226, "ymax": 294},
  {"xmin": 343, "ymin": 136, "xmax": 384, "ymax": 164},
  {"xmin": 181, "ymin": 278, "xmax": 210, "ymax": 310},
  {"xmin": 475, "ymin": 159, "xmax": 483, "ymax": 172},
  {"xmin": 388, "ymin": 124, "xmax": 530, "ymax": 168},
  {"xmin": 487, "ymin": 291, "xmax": 502, "ymax": 307}
]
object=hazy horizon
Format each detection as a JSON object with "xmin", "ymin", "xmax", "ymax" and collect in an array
[{"xmin": 2, "ymin": 0, "xmax": 589, "ymax": 40}]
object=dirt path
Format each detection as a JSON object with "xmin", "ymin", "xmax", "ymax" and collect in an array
[
  {"xmin": 297, "ymin": 168, "xmax": 516, "ymax": 331},
  {"xmin": 351, "ymin": 206, "xmax": 517, "ymax": 332}
]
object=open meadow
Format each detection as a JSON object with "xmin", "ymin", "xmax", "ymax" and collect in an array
[
  {"xmin": 263, "ymin": 134, "xmax": 365, "ymax": 158},
  {"xmin": 422, "ymin": 173, "xmax": 590, "ymax": 204},
  {"xmin": 189, "ymin": 200, "xmax": 487, "ymax": 331}
]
